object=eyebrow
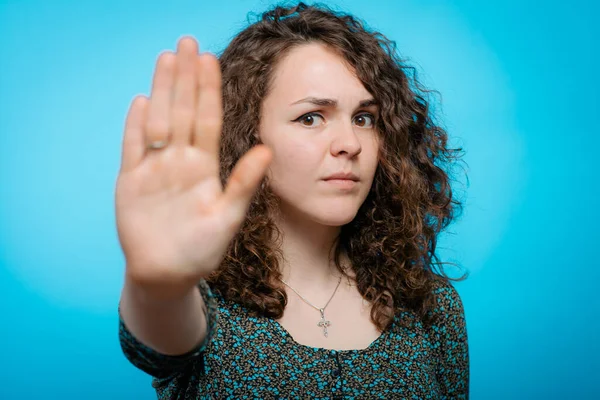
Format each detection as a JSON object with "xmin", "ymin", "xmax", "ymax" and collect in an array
[{"xmin": 290, "ymin": 97, "xmax": 378, "ymax": 108}]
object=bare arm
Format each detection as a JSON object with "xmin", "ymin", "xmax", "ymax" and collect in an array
[{"xmin": 118, "ymin": 275, "xmax": 207, "ymax": 356}]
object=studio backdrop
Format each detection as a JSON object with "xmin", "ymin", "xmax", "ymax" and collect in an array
[{"xmin": 0, "ymin": 0, "xmax": 597, "ymax": 398}]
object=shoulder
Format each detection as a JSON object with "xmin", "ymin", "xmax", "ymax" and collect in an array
[
  {"xmin": 206, "ymin": 284, "xmax": 255, "ymax": 326},
  {"xmin": 429, "ymin": 277, "xmax": 466, "ymax": 320}
]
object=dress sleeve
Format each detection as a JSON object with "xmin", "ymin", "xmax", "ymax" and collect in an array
[
  {"xmin": 430, "ymin": 280, "xmax": 470, "ymax": 399},
  {"xmin": 117, "ymin": 279, "xmax": 219, "ymax": 380}
]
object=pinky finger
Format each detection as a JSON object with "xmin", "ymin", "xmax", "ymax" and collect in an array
[{"xmin": 120, "ymin": 95, "xmax": 149, "ymax": 173}]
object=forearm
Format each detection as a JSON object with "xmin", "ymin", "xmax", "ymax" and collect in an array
[{"xmin": 119, "ymin": 276, "xmax": 208, "ymax": 356}]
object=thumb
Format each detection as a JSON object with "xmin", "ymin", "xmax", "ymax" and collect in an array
[{"xmin": 220, "ymin": 145, "xmax": 273, "ymax": 222}]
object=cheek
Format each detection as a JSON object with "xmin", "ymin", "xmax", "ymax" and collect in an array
[
  {"xmin": 270, "ymin": 140, "xmax": 319, "ymax": 180},
  {"xmin": 361, "ymin": 136, "xmax": 380, "ymax": 167}
]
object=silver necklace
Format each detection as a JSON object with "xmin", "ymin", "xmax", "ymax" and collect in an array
[{"xmin": 279, "ymin": 275, "xmax": 342, "ymax": 338}]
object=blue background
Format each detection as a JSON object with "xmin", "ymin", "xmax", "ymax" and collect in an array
[{"xmin": 1, "ymin": 0, "xmax": 598, "ymax": 398}]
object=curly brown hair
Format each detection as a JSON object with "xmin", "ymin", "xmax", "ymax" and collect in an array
[{"xmin": 207, "ymin": 2, "xmax": 468, "ymax": 331}]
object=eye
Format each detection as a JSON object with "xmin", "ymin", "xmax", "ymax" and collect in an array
[
  {"xmin": 294, "ymin": 112, "xmax": 325, "ymax": 127},
  {"xmin": 353, "ymin": 113, "xmax": 376, "ymax": 128}
]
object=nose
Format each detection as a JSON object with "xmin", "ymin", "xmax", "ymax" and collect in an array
[{"xmin": 329, "ymin": 121, "xmax": 362, "ymax": 158}]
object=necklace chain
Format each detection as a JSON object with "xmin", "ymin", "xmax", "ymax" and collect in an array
[
  {"xmin": 279, "ymin": 275, "xmax": 343, "ymax": 337},
  {"xmin": 279, "ymin": 275, "xmax": 342, "ymax": 312}
]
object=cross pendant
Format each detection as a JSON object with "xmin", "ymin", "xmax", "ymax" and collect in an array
[{"xmin": 317, "ymin": 308, "xmax": 331, "ymax": 337}]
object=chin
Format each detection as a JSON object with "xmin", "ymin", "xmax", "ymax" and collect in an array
[
  {"xmin": 310, "ymin": 209, "xmax": 360, "ymax": 226},
  {"xmin": 276, "ymin": 193, "xmax": 363, "ymax": 226}
]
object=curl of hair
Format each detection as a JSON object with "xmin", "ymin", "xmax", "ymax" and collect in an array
[{"xmin": 207, "ymin": 2, "xmax": 469, "ymax": 331}]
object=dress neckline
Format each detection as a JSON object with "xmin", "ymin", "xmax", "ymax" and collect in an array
[{"xmin": 267, "ymin": 316, "xmax": 390, "ymax": 354}]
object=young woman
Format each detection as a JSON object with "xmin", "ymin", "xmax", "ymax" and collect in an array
[{"xmin": 116, "ymin": 3, "xmax": 469, "ymax": 399}]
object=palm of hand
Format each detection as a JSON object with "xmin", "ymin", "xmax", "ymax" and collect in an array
[{"xmin": 115, "ymin": 36, "xmax": 271, "ymax": 288}]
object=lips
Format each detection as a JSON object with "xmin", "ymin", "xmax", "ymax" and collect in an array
[
  {"xmin": 323, "ymin": 178, "xmax": 358, "ymax": 189},
  {"xmin": 323, "ymin": 172, "xmax": 359, "ymax": 181}
]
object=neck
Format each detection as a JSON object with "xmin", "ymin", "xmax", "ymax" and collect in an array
[{"xmin": 274, "ymin": 207, "xmax": 348, "ymax": 292}]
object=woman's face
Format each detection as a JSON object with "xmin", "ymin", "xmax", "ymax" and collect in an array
[{"xmin": 259, "ymin": 43, "xmax": 380, "ymax": 226}]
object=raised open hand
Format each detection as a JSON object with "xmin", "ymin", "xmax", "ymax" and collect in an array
[{"xmin": 115, "ymin": 36, "xmax": 272, "ymax": 292}]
